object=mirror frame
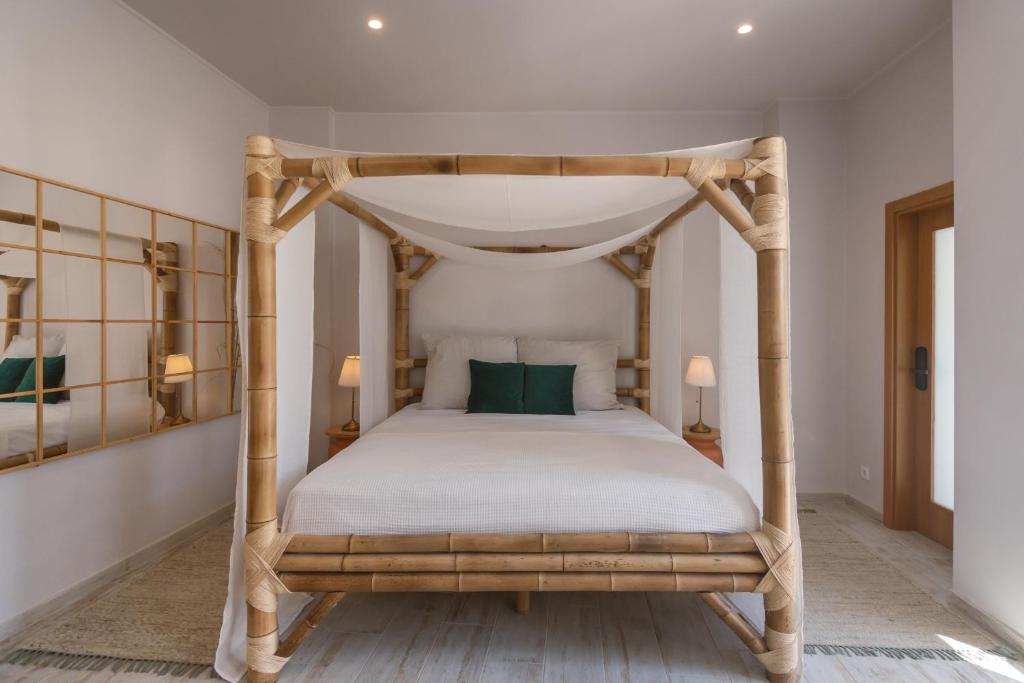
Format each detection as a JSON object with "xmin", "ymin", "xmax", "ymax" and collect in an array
[{"xmin": 0, "ymin": 164, "xmax": 240, "ymax": 474}]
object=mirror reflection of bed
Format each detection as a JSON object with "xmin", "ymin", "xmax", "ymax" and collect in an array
[{"xmin": 0, "ymin": 167, "xmax": 240, "ymax": 473}]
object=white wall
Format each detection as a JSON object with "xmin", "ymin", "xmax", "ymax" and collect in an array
[
  {"xmin": 952, "ymin": 0, "xmax": 1024, "ymax": 639},
  {"xmin": 841, "ymin": 24, "xmax": 954, "ymax": 511},
  {"xmin": 0, "ymin": 0, "xmax": 267, "ymax": 628},
  {"xmin": 770, "ymin": 99, "xmax": 849, "ymax": 494}
]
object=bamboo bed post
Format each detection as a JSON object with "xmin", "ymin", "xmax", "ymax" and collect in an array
[
  {"xmin": 244, "ymin": 135, "xmax": 282, "ymax": 683},
  {"xmin": 394, "ymin": 240, "xmax": 411, "ymax": 410},
  {"xmin": 750, "ymin": 138, "xmax": 799, "ymax": 683},
  {"xmin": 636, "ymin": 237, "xmax": 655, "ymax": 413}
]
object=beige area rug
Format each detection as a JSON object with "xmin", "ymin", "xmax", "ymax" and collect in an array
[
  {"xmin": 3, "ymin": 511, "xmax": 1015, "ymax": 677},
  {"xmin": 799, "ymin": 509, "xmax": 1013, "ymax": 660},
  {"xmin": 3, "ymin": 520, "xmax": 232, "ymax": 678}
]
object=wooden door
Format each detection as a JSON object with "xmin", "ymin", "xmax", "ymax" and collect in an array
[{"xmin": 884, "ymin": 183, "xmax": 955, "ymax": 548}]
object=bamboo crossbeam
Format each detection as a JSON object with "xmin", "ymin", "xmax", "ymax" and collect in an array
[
  {"xmin": 285, "ymin": 531, "xmax": 758, "ymax": 554},
  {"xmin": 273, "ymin": 178, "xmax": 301, "ymax": 215},
  {"xmin": 301, "ymin": 178, "xmax": 399, "ymax": 241},
  {"xmin": 602, "ymin": 253, "xmax": 637, "ymax": 281},
  {"xmin": 408, "ymin": 356, "xmax": 646, "ymax": 369},
  {"xmin": 282, "ymin": 155, "xmax": 749, "ymax": 179},
  {"xmin": 648, "ymin": 193, "xmax": 707, "ymax": 239},
  {"xmin": 616, "ymin": 387, "xmax": 650, "ymax": 398},
  {"xmin": 0, "ymin": 208, "xmax": 59, "ymax": 232},
  {"xmin": 696, "ymin": 181, "xmax": 755, "ymax": 236},
  {"xmin": 409, "ymin": 255, "xmax": 439, "ymax": 281},
  {"xmin": 276, "ymin": 551, "xmax": 768, "ymax": 574},
  {"xmin": 273, "ymin": 180, "xmax": 334, "ymax": 232},
  {"xmin": 280, "ymin": 571, "xmax": 763, "ymax": 594},
  {"xmin": 276, "ymin": 592, "xmax": 345, "ymax": 659}
]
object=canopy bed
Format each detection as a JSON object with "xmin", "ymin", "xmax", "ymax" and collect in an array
[{"xmin": 225, "ymin": 135, "xmax": 800, "ymax": 682}]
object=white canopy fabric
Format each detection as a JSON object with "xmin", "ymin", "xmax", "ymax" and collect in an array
[{"xmin": 216, "ymin": 136, "xmax": 800, "ymax": 681}]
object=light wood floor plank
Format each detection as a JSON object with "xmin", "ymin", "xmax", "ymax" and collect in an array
[
  {"xmin": 480, "ymin": 593, "xmax": 547, "ymax": 683},
  {"xmin": 646, "ymin": 592, "xmax": 736, "ymax": 682},
  {"xmin": 353, "ymin": 593, "xmax": 454, "ymax": 683},
  {"xmin": 416, "ymin": 622, "xmax": 491, "ymax": 683},
  {"xmin": 598, "ymin": 592, "xmax": 669, "ymax": 683},
  {"xmin": 542, "ymin": 593, "xmax": 604, "ymax": 683}
]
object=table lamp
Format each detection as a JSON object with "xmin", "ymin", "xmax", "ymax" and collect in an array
[
  {"xmin": 338, "ymin": 355, "xmax": 360, "ymax": 433},
  {"xmin": 684, "ymin": 355, "xmax": 716, "ymax": 433},
  {"xmin": 163, "ymin": 353, "xmax": 193, "ymax": 426}
]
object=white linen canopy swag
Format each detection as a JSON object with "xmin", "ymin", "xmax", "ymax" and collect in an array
[{"xmin": 217, "ymin": 135, "xmax": 801, "ymax": 683}]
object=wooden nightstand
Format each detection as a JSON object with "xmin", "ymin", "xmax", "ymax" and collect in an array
[
  {"xmin": 326, "ymin": 426, "xmax": 359, "ymax": 458},
  {"xmin": 682, "ymin": 427, "xmax": 723, "ymax": 467}
]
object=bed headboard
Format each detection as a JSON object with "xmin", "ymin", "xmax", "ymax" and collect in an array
[{"xmin": 392, "ymin": 237, "xmax": 656, "ymax": 412}]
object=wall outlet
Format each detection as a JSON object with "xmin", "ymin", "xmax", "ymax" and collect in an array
[{"xmin": 860, "ymin": 466, "xmax": 871, "ymax": 481}]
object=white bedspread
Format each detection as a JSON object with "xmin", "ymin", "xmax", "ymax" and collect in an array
[
  {"xmin": 283, "ymin": 406, "xmax": 760, "ymax": 536},
  {"xmin": 0, "ymin": 402, "xmax": 70, "ymax": 457}
]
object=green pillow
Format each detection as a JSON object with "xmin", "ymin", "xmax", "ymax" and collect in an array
[
  {"xmin": 0, "ymin": 357, "xmax": 34, "ymax": 401},
  {"xmin": 524, "ymin": 364, "xmax": 576, "ymax": 415},
  {"xmin": 13, "ymin": 356, "xmax": 67, "ymax": 404},
  {"xmin": 467, "ymin": 359, "xmax": 525, "ymax": 414}
]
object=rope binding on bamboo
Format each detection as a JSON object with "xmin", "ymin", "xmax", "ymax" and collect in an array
[
  {"xmin": 311, "ymin": 156, "xmax": 353, "ymax": 192},
  {"xmin": 247, "ymin": 631, "xmax": 289, "ymax": 676},
  {"xmin": 245, "ymin": 521, "xmax": 294, "ymax": 612},
  {"xmin": 754, "ymin": 626, "xmax": 799, "ymax": 675},
  {"xmin": 245, "ymin": 196, "xmax": 285, "ymax": 244},
  {"xmin": 245, "ymin": 156, "xmax": 285, "ymax": 182},
  {"xmin": 683, "ymin": 157, "xmax": 727, "ymax": 189}
]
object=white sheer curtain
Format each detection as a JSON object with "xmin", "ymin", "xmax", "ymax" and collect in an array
[
  {"xmin": 358, "ymin": 223, "xmax": 394, "ymax": 432},
  {"xmin": 650, "ymin": 224, "xmax": 684, "ymax": 434}
]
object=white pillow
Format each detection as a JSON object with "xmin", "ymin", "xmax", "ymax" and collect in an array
[
  {"xmin": 421, "ymin": 334, "xmax": 517, "ymax": 409},
  {"xmin": 3, "ymin": 334, "xmax": 65, "ymax": 359},
  {"xmin": 518, "ymin": 338, "xmax": 621, "ymax": 411}
]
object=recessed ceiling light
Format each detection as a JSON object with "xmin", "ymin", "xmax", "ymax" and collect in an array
[
  {"xmin": 737, "ymin": 23, "xmax": 753, "ymax": 35},
  {"xmin": 368, "ymin": 17, "xmax": 383, "ymax": 30}
]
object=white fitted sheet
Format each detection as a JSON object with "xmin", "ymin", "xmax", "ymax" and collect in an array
[{"xmin": 283, "ymin": 406, "xmax": 760, "ymax": 536}]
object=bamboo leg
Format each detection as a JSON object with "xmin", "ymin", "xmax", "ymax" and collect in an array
[
  {"xmin": 246, "ymin": 136, "xmax": 281, "ymax": 683},
  {"xmin": 277, "ymin": 592, "xmax": 346, "ymax": 659},
  {"xmin": 515, "ymin": 590, "xmax": 531, "ymax": 614},
  {"xmin": 699, "ymin": 592, "xmax": 766, "ymax": 654}
]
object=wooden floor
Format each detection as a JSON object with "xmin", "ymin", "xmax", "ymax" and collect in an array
[{"xmin": 2, "ymin": 495, "xmax": 1022, "ymax": 682}]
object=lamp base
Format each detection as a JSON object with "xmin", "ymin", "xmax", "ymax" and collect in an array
[
  {"xmin": 341, "ymin": 418, "xmax": 360, "ymax": 433},
  {"xmin": 688, "ymin": 419, "xmax": 711, "ymax": 434}
]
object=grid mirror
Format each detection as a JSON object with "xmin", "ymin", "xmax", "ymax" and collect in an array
[{"xmin": 0, "ymin": 166, "xmax": 240, "ymax": 473}]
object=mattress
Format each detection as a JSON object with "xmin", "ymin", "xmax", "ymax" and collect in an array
[
  {"xmin": 0, "ymin": 401, "xmax": 70, "ymax": 457},
  {"xmin": 283, "ymin": 406, "xmax": 760, "ymax": 536}
]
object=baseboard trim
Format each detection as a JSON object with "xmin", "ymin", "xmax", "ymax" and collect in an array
[
  {"xmin": 0, "ymin": 502, "xmax": 234, "ymax": 645},
  {"xmin": 843, "ymin": 494, "xmax": 883, "ymax": 521},
  {"xmin": 949, "ymin": 593, "xmax": 1024, "ymax": 658}
]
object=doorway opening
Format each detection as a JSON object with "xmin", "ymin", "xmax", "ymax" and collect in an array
[{"xmin": 883, "ymin": 182, "xmax": 954, "ymax": 548}]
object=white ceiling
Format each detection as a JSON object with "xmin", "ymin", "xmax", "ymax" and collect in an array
[{"xmin": 124, "ymin": 0, "xmax": 950, "ymax": 112}]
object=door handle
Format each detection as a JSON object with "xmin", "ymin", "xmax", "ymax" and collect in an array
[{"xmin": 913, "ymin": 346, "xmax": 929, "ymax": 391}]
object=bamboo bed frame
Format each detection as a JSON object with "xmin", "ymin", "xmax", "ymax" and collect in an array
[{"xmin": 242, "ymin": 135, "xmax": 799, "ymax": 681}]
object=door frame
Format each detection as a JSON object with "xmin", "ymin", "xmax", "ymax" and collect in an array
[{"xmin": 883, "ymin": 181, "xmax": 954, "ymax": 531}]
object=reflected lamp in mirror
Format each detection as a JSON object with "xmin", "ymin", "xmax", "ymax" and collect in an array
[
  {"xmin": 161, "ymin": 353, "xmax": 193, "ymax": 426},
  {"xmin": 338, "ymin": 355, "xmax": 360, "ymax": 433},
  {"xmin": 684, "ymin": 355, "xmax": 716, "ymax": 434}
]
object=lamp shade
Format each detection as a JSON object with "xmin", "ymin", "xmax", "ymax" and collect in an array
[
  {"xmin": 164, "ymin": 353, "xmax": 193, "ymax": 384},
  {"xmin": 338, "ymin": 355, "xmax": 361, "ymax": 387},
  {"xmin": 684, "ymin": 355, "xmax": 716, "ymax": 388}
]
